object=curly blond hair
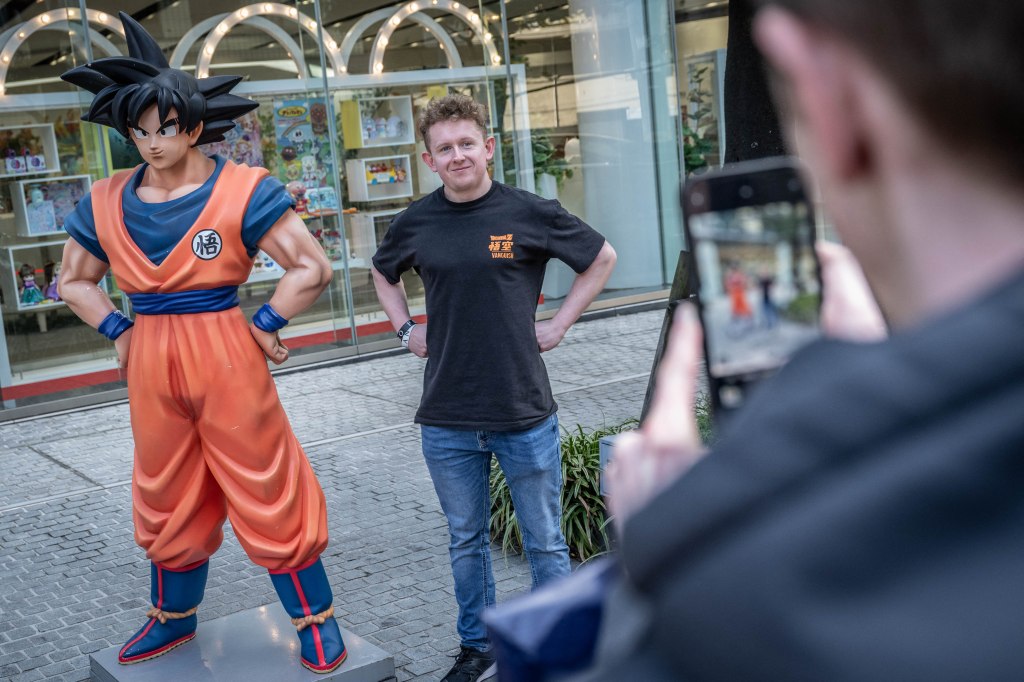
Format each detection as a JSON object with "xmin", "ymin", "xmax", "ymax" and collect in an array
[{"xmin": 418, "ymin": 94, "xmax": 488, "ymax": 150}]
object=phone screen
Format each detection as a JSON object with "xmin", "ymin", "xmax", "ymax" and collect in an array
[{"xmin": 683, "ymin": 159, "xmax": 821, "ymax": 411}]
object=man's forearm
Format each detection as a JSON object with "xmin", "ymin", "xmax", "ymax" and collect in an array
[
  {"xmin": 550, "ymin": 241, "xmax": 617, "ymax": 332},
  {"xmin": 371, "ymin": 266, "xmax": 413, "ymax": 332}
]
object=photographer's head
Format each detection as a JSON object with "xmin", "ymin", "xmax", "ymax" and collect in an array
[
  {"xmin": 756, "ymin": 1, "xmax": 1024, "ymax": 186},
  {"xmin": 753, "ymin": 1, "xmax": 1024, "ymax": 326}
]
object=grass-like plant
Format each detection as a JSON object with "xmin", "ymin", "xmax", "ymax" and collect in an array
[
  {"xmin": 489, "ymin": 419, "xmax": 638, "ymax": 562},
  {"xmin": 489, "ymin": 398, "xmax": 716, "ymax": 562}
]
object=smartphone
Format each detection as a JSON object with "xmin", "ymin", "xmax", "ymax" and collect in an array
[{"xmin": 681, "ymin": 157, "xmax": 821, "ymax": 415}]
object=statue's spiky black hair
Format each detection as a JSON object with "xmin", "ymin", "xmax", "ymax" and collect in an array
[{"xmin": 61, "ymin": 12, "xmax": 257, "ymax": 145}]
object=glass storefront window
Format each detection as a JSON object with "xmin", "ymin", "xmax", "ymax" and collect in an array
[
  {"xmin": 500, "ymin": 0, "xmax": 686, "ymax": 296},
  {"xmin": 0, "ymin": 2, "xmax": 128, "ymax": 406},
  {"xmin": 0, "ymin": 0, "xmax": 689, "ymax": 416},
  {"xmin": 676, "ymin": 0, "xmax": 729, "ymax": 172}
]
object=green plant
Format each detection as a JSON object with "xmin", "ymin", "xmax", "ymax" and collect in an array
[
  {"xmin": 489, "ymin": 418, "xmax": 638, "ymax": 562},
  {"xmin": 500, "ymin": 128, "xmax": 574, "ymax": 189},
  {"xmin": 683, "ymin": 64, "xmax": 717, "ymax": 173},
  {"xmin": 529, "ymin": 130, "xmax": 574, "ymax": 186}
]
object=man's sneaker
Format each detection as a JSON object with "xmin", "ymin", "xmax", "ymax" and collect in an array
[{"xmin": 441, "ymin": 646, "xmax": 497, "ymax": 682}]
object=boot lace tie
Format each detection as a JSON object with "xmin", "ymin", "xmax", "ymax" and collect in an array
[
  {"xmin": 291, "ymin": 605, "xmax": 334, "ymax": 631},
  {"xmin": 146, "ymin": 606, "xmax": 198, "ymax": 624}
]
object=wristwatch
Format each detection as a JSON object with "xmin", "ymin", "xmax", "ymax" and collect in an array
[
  {"xmin": 397, "ymin": 319, "xmax": 416, "ymax": 347},
  {"xmin": 396, "ymin": 319, "xmax": 416, "ymax": 339}
]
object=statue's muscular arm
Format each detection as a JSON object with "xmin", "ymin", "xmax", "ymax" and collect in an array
[
  {"xmin": 57, "ymin": 238, "xmax": 133, "ymax": 368},
  {"xmin": 250, "ymin": 208, "xmax": 333, "ymax": 364}
]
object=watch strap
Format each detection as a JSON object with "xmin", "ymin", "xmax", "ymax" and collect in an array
[{"xmin": 396, "ymin": 319, "xmax": 416, "ymax": 339}]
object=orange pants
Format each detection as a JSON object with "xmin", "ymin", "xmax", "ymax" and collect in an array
[{"xmin": 127, "ymin": 307, "xmax": 328, "ymax": 571}]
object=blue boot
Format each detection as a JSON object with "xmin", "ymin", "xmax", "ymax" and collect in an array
[
  {"xmin": 118, "ymin": 560, "xmax": 208, "ymax": 664},
  {"xmin": 270, "ymin": 557, "xmax": 347, "ymax": 673}
]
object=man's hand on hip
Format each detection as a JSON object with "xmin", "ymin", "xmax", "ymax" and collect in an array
[
  {"xmin": 535, "ymin": 319, "xmax": 568, "ymax": 352},
  {"xmin": 408, "ymin": 323, "xmax": 428, "ymax": 358}
]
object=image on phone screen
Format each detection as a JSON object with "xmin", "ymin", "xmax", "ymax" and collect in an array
[{"xmin": 689, "ymin": 198, "xmax": 820, "ymax": 407}]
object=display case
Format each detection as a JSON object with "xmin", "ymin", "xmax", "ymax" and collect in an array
[
  {"xmin": 0, "ymin": 124, "xmax": 61, "ymax": 178},
  {"xmin": 345, "ymin": 155, "xmax": 413, "ymax": 202},
  {"xmin": 3, "ymin": 240, "xmax": 67, "ymax": 329},
  {"xmin": 10, "ymin": 175, "xmax": 91, "ymax": 237},
  {"xmin": 345, "ymin": 209, "xmax": 402, "ymax": 265},
  {"xmin": 340, "ymin": 96, "xmax": 415, "ymax": 149}
]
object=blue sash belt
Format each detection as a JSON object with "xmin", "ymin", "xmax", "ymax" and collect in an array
[{"xmin": 128, "ymin": 285, "xmax": 240, "ymax": 314}]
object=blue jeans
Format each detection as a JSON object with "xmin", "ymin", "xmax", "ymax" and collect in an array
[{"xmin": 421, "ymin": 413, "xmax": 571, "ymax": 650}]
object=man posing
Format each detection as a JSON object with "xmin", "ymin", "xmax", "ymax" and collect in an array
[
  {"xmin": 372, "ymin": 94, "xmax": 616, "ymax": 682},
  {"xmin": 578, "ymin": 0, "xmax": 1024, "ymax": 680}
]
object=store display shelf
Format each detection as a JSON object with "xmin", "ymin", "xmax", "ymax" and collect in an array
[
  {"xmin": 10, "ymin": 174, "xmax": 92, "ymax": 238},
  {"xmin": 6, "ymin": 300, "xmax": 65, "ymax": 314},
  {"xmin": 340, "ymin": 96, "xmax": 415, "ymax": 150},
  {"xmin": 345, "ymin": 155, "xmax": 412, "ymax": 202},
  {"xmin": 0, "ymin": 123, "xmax": 61, "ymax": 178}
]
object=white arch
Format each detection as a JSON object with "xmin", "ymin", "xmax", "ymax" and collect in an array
[
  {"xmin": 0, "ymin": 8, "xmax": 126, "ymax": 96},
  {"xmin": 369, "ymin": 0, "xmax": 500, "ymax": 75},
  {"xmin": 0, "ymin": 22, "xmax": 123, "ymax": 61},
  {"xmin": 170, "ymin": 14, "xmax": 308, "ymax": 77},
  {"xmin": 195, "ymin": 3, "xmax": 342, "ymax": 78},
  {"xmin": 339, "ymin": 6, "xmax": 461, "ymax": 71}
]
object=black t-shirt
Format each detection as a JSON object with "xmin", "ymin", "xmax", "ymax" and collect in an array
[{"xmin": 372, "ymin": 181, "xmax": 606, "ymax": 431}]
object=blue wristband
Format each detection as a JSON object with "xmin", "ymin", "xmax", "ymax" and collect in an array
[
  {"xmin": 252, "ymin": 303, "xmax": 289, "ymax": 333},
  {"xmin": 97, "ymin": 310, "xmax": 134, "ymax": 341}
]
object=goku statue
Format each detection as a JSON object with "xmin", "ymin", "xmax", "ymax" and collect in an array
[{"xmin": 58, "ymin": 12, "xmax": 346, "ymax": 673}]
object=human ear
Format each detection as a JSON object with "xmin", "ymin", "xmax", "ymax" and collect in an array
[
  {"xmin": 754, "ymin": 8, "xmax": 869, "ymax": 181},
  {"xmin": 421, "ymin": 150, "xmax": 437, "ymax": 172},
  {"xmin": 484, "ymin": 136, "xmax": 496, "ymax": 160}
]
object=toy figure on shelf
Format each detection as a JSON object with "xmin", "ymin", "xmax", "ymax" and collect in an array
[
  {"xmin": 316, "ymin": 186, "xmax": 339, "ymax": 215},
  {"xmin": 18, "ymin": 263, "xmax": 45, "ymax": 306},
  {"xmin": 386, "ymin": 115, "xmax": 405, "ymax": 139},
  {"xmin": 43, "ymin": 261, "xmax": 61, "ymax": 302},
  {"xmin": 5, "ymin": 148, "xmax": 26, "ymax": 174},
  {"xmin": 300, "ymin": 155, "xmax": 319, "ymax": 187},
  {"xmin": 58, "ymin": 12, "xmax": 347, "ymax": 674},
  {"xmin": 285, "ymin": 180, "xmax": 309, "ymax": 217},
  {"xmin": 24, "ymin": 146, "xmax": 46, "ymax": 172},
  {"xmin": 366, "ymin": 161, "xmax": 400, "ymax": 185},
  {"xmin": 26, "ymin": 187, "xmax": 58, "ymax": 235}
]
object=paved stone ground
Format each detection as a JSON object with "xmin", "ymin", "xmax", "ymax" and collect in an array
[{"xmin": 0, "ymin": 308, "xmax": 664, "ymax": 682}]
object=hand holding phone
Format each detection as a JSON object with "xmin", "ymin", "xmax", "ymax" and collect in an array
[
  {"xmin": 816, "ymin": 241, "xmax": 888, "ymax": 343},
  {"xmin": 682, "ymin": 157, "xmax": 822, "ymax": 415}
]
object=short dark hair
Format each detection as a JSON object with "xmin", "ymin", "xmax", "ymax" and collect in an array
[
  {"xmin": 418, "ymin": 94, "xmax": 488, "ymax": 150},
  {"xmin": 757, "ymin": 0, "xmax": 1024, "ymax": 182},
  {"xmin": 61, "ymin": 12, "xmax": 256, "ymax": 145}
]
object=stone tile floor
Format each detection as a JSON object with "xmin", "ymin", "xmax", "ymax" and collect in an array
[{"xmin": 0, "ymin": 309, "xmax": 663, "ymax": 681}]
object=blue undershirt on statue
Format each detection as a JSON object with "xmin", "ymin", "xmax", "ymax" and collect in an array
[{"xmin": 64, "ymin": 155, "xmax": 294, "ymax": 265}]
